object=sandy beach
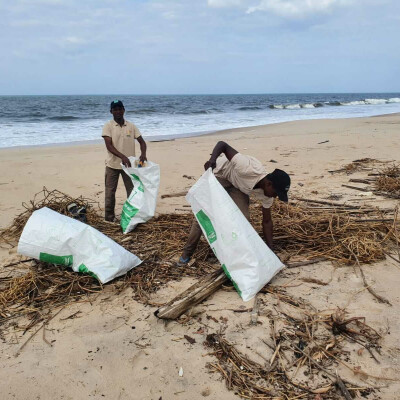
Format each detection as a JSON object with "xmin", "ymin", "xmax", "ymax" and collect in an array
[{"xmin": 1, "ymin": 113, "xmax": 400, "ymax": 399}]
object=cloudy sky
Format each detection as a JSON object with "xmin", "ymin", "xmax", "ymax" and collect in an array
[{"xmin": 1, "ymin": 0, "xmax": 399, "ymax": 95}]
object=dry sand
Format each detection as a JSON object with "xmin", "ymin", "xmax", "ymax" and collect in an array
[{"xmin": 1, "ymin": 114, "xmax": 400, "ymax": 399}]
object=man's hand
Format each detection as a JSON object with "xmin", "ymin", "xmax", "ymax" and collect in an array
[
  {"xmin": 139, "ymin": 154, "xmax": 148, "ymax": 164},
  {"xmin": 204, "ymin": 158, "xmax": 217, "ymax": 171},
  {"xmin": 121, "ymin": 155, "xmax": 132, "ymax": 168}
]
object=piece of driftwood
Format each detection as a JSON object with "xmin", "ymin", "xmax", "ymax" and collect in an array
[
  {"xmin": 161, "ymin": 191, "xmax": 187, "ymax": 199},
  {"xmin": 293, "ymin": 197, "xmax": 357, "ymax": 209},
  {"xmin": 3, "ymin": 258, "xmax": 35, "ymax": 268},
  {"xmin": 335, "ymin": 373, "xmax": 353, "ymax": 400},
  {"xmin": 342, "ymin": 184, "xmax": 371, "ymax": 192},
  {"xmin": 154, "ymin": 269, "xmax": 228, "ymax": 319},
  {"xmin": 250, "ymin": 296, "xmax": 260, "ymax": 325},
  {"xmin": 349, "ymin": 178, "xmax": 374, "ymax": 184},
  {"xmin": 286, "ymin": 257, "xmax": 327, "ymax": 268},
  {"xmin": 155, "ymin": 257, "xmax": 333, "ymax": 320}
]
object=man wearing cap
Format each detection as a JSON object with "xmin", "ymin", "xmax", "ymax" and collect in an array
[
  {"xmin": 102, "ymin": 100, "xmax": 147, "ymax": 222},
  {"xmin": 178, "ymin": 141, "xmax": 290, "ymax": 265}
]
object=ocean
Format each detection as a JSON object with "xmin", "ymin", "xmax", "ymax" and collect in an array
[{"xmin": 1, "ymin": 93, "xmax": 399, "ymax": 148}]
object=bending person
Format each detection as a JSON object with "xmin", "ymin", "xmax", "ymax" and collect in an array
[{"xmin": 178, "ymin": 141, "xmax": 290, "ymax": 265}]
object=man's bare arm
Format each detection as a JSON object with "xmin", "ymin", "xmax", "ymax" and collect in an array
[
  {"xmin": 137, "ymin": 136, "xmax": 147, "ymax": 163},
  {"xmin": 262, "ymin": 206, "xmax": 273, "ymax": 249},
  {"xmin": 103, "ymin": 136, "xmax": 131, "ymax": 167},
  {"xmin": 204, "ymin": 141, "xmax": 238, "ymax": 170}
]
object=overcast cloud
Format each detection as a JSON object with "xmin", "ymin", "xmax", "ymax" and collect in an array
[{"xmin": 0, "ymin": 0, "xmax": 399, "ymax": 94}]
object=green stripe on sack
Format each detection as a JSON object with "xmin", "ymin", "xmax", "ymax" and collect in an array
[
  {"xmin": 121, "ymin": 201, "xmax": 139, "ymax": 231},
  {"xmin": 196, "ymin": 210, "xmax": 217, "ymax": 244},
  {"xmin": 130, "ymin": 173, "xmax": 144, "ymax": 192},
  {"xmin": 39, "ymin": 253, "xmax": 73, "ymax": 266},
  {"xmin": 78, "ymin": 264, "xmax": 99, "ymax": 280},
  {"xmin": 221, "ymin": 264, "xmax": 242, "ymax": 297}
]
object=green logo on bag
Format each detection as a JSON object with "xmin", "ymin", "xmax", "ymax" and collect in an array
[
  {"xmin": 130, "ymin": 173, "xmax": 144, "ymax": 192},
  {"xmin": 39, "ymin": 253, "xmax": 73, "ymax": 266},
  {"xmin": 121, "ymin": 201, "xmax": 139, "ymax": 231},
  {"xmin": 196, "ymin": 210, "xmax": 217, "ymax": 244},
  {"xmin": 221, "ymin": 264, "xmax": 242, "ymax": 297},
  {"xmin": 78, "ymin": 264, "xmax": 99, "ymax": 280}
]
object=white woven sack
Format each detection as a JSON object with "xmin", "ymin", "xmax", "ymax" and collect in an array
[
  {"xmin": 186, "ymin": 168, "xmax": 284, "ymax": 301},
  {"xmin": 121, "ymin": 157, "xmax": 160, "ymax": 233},
  {"xmin": 17, "ymin": 207, "xmax": 142, "ymax": 284}
]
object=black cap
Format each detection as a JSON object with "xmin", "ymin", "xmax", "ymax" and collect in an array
[
  {"xmin": 267, "ymin": 169, "xmax": 291, "ymax": 202},
  {"xmin": 110, "ymin": 100, "xmax": 124, "ymax": 110}
]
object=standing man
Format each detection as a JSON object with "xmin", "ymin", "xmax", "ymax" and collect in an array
[
  {"xmin": 102, "ymin": 100, "xmax": 147, "ymax": 222},
  {"xmin": 178, "ymin": 141, "xmax": 290, "ymax": 265}
]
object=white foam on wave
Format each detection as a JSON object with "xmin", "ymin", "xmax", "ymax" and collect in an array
[
  {"xmin": 300, "ymin": 103, "xmax": 315, "ymax": 109},
  {"xmin": 285, "ymin": 104, "xmax": 301, "ymax": 109},
  {"xmin": 343, "ymin": 100, "xmax": 366, "ymax": 106},
  {"xmin": 365, "ymin": 98, "xmax": 387, "ymax": 105},
  {"xmin": 388, "ymin": 98, "xmax": 400, "ymax": 103}
]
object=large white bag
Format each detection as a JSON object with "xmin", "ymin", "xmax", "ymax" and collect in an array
[
  {"xmin": 121, "ymin": 157, "xmax": 160, "ymax": 234},
  {"xmin": 186, "ymin": 169, "xmax": 284, "ymax": 302},
  {"xmin": 17, "ymin": 207, "xmax": 142, "ymax": 284}
]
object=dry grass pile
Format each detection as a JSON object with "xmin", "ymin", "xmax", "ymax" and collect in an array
[
  {"xmin": 330, "ymin": 158, "xmax": 382, "ymax": 174},
  {"xmin": 1, "ymin": 188, "xmax": 399, "ymax": 331},
  {"xmin": 254, "ymin": 201, "xmax": 398, "ymax": 264},
  {"xmin": 375, "ymin": 164, "xmax": 400, "ymax": 196},
  {"xmin": 205, "ymin": 293, "xmax": 383, "ymax": 399}
]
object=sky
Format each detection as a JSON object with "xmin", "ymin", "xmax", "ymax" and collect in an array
[{"xmin": 0, "ymin": 0, "xmax": 399, "ymax": 95}]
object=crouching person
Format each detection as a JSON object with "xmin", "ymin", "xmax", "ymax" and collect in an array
[{"xmin": 178, "ymin": 141, "xmax": 290, "ymax": 265}]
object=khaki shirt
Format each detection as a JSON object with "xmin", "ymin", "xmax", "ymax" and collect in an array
[
  {"xmin": 102, "ymin": 119, "xmax": 142, "ymax": 169},
  {"xmin": 214, "ymin": 153, "xmax": 274, "ymax": 209}
]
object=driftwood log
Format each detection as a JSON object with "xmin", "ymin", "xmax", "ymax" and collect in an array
[
  {"xmin": 155, "ymin": 259, "xmax": 330, "ymax": 320},
  {"xmin": 155, "ymin": 269, "xmax": 228, "ymax": 319},
  {"xmin": 160, "ymin": 191, "xmax": 187, "ymax": 199}
]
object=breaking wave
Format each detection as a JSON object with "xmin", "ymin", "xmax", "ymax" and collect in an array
[{"xmin": 267, "ymin": 97, "xmax": 400, "ymax": 111}]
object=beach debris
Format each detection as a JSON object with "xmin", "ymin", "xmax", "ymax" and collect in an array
[
  {"xmin": 317, "ymin": 140, "xmax": 329, "ymax": 144},
  {"xmin": 184, "ymin": 335, "xmax": 196, "ymax": 344},
  {"xmin": 204, "ymin": 285, "xmax": 388, "ymax": 400},
  {"xmin": 161, "ymin": 191, "xmax": 187, "ymax": 199},
  {"xmin": 1, "ymin": 187, "xmax": 399, "ymax": 331},
  {"xmin": 374, "ymin": 164, "xmax": 400, "ymax": 197},
  {"xmin": 155, "ymin": 269, "xmax": 228, "ymax": 320},
  {"xmin": 250, "ymin": 296, "xmax": 259, "ymax": 325},
  {"xmin": 178, "ymin": 367, "xmax": 184, "ymax": 377},
  {"xmin": 328, "ymin": 158, "xmax": 384, "ymax": 174},
  {"xmin": 339, "ymin": 163, "xmax": 400, "ymax": 199},
  {"xmin": 66, "ymin": 202, "xmax": 87, "ymax": 222},
  {"xmin": 357, "ymin": 191, "xmax": 374, "ymax": 197},
  {"xmin": 326, "ymin": 194, "xmax": 343, "ymax": 201}
]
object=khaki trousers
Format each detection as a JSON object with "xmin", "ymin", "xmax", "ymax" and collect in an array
[
  {"xmin": 182, "ymin": 177, "xmax": 250, "ymax": 259},
  {"xmin": 104, "ymin": 166, "xmax": 134, "ymax": 221}
]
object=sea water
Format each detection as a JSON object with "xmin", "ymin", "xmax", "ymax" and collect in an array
[{"xmin": 1, "ymin": 93, "xmax": 399, "ymax": 148}]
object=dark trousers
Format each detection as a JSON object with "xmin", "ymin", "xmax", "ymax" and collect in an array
[
  {"xmin": 182, "ymin": 177, "xmax": 250, "ymax": 259},
  {"xmin": 104, "ymin": 166, "xmax": 134, "ymax": 221}
]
